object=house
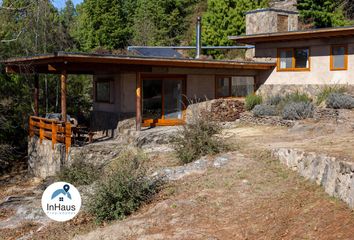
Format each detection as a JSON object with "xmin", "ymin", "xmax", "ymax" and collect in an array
[
  {"xmin": 3, "ymin": 0, "xmax": 354, "ymax": 177},
  {"xmin": 230, "ymin": 0, "xmax": 354, "ymax": 97}
]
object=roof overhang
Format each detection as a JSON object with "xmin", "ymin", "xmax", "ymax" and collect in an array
[
  {"xmin": 229, "ymin": 26, "xmax": 354, "ymax": 44},
  {"xmin": 2, "ymin": 52, "xmax": 275, "ymax": 75}
]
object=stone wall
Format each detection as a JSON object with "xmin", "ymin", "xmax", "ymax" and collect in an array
[
  {"xmin": 246, "ymin": 9, "xmax": 298, "ymax": 35},
  {"xmin": 186, "ymin": 99, "xmax": 245, "ymax": 124},
  {"xmin": 28, "ymin": 136, "xmax": 66, "ymax": 178},
  {"xmin": 239, "ymin": 112, "xmax": 295, "ymax": 127},
  {"xmin": 257, "ymin": 84, "xmax": 354, "ymax": 99},
  {"xmin": 273, "ymin": 148, "xmax": 354, "ymax": 209}
]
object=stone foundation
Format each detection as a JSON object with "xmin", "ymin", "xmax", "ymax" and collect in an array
[
  {"xmin": 28, "ymin": 136, "xmax": 66, "ymax": 178},
  {"xmin": 273, "ymin": 148, "xmax": 354, "ymax": 209},
  {"xmin": 239, "ymin": 112, "xmax": 295, "ymax": 127},
  {"xmin": 257, "ymin": 84, "xmax": 354, "ymax": 99}
]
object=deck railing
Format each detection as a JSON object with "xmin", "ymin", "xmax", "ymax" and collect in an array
[{"xmin": 29, "ymin": 116, "xmax": 71, "ymax": 153}]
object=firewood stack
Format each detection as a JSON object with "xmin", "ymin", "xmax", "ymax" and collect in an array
[{"xmin": 203, "ymin": 99, "xmax": 245, "ymax": 122}]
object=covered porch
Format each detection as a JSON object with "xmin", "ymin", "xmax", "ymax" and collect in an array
[{"xmin": 4, "ymin": 52, "xmax": 275, "ymax": 151}]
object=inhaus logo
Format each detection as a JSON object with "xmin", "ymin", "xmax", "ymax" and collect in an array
[{"xmin": 41, "ymin": 182, "xmax": 81, "ymax": 222}]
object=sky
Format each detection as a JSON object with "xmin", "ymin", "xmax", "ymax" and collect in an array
[{"xmin": 53, "ymin": 0, "xmax": 83, "ymax": 9}]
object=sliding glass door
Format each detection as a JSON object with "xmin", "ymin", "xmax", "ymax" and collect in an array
[{"xmin": 142, "ymin": 76, "xmax": 185, "ymax": 126}]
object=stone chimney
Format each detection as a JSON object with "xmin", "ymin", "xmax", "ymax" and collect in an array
[
  {"xmin": 246, "ymin": 0, "xmax": 298, "ymax": 35},
  {"xmin": 270, "ymin": 0, "xmax": 297, "ymax": 11}
]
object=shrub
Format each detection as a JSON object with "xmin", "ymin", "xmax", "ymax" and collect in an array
[
  {"xmin": 172, "ymin": 117, "xmax": 223, "ymax": 164},
  {"xmin": 265, "ymin": 95, "xmax": 283, "ymax": 106},
  {"xmin": 283, "ymin": 91, "xmax": 312, "ymax": 103},
  {"xmin": 252, "ymin": 104, "xmax": 278, "ymax": 117},
  {"xmin": 88, "ymin": 149, "xmax": 161, "ymax": 222},
  {"xmin": 316, "ymin": 85, "xmax": 347, "ymax": 105},
  {"xmin": 282, "ymin": 102, "xmax": 314, "ymax": 120},
  {"xmin": 57, "ymin": 160, "xmax": 100, "ymax": 186},
  {"xmin": 245, "ymin": 94, "xmax": 262, "ymax": 111},
  {"xmin": 326, "ymin": 93, "xmax": 354, "ymax": 109}
]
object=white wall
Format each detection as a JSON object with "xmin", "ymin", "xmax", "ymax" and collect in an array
[{"xmin": 256, "ymin": 37, "xmax": 354, "ymax": 85}]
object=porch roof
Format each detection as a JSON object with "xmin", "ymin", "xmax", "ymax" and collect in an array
[
  {"xmin": 229, "ymin": 26, "xmax": 354, "ymax": 44},
  {"xmin": 3, "ymin": 51, "xmax": 275, "ymax": 75}
]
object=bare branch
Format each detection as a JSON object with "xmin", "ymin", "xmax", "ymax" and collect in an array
[{"xmin": 1, "ymin": 30, "xmax": 23, "ymax": 43}]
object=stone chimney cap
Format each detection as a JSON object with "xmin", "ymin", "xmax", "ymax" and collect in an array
[{"xmin": 246, "ymin": 8, "xmax": 298, "ymax": 15}]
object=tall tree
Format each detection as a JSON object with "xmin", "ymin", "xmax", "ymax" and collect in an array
[
  {"xmin": 132, "ymin": 0, "xmax": 199, "ymax": 46},
  {"xmin": 202, "ymin": 0, "xmax": 268, "ymax": 47},
  {"xmin": 72, "ymin": 0, "xmax": 137, "ymax": 51},
  {"xmin": 297, "ymin": 0, "xmax": 351, "ymax": 27}
]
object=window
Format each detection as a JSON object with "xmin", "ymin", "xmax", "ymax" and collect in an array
[
  {"xmin": 216, "ymin": 76, "xmax": 254, "ymax": 98},
  {"xmin": 330, "ymin": 45, "xmax": 348, "ymax": 71},
  {"xmin": 278, "ymin": 47, "xmax": 310, "ymax": 71},
  {"xmin": 95, "ymin": 79, "xmax": 111, "ymax": 103}
]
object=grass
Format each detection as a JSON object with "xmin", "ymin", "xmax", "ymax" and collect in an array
[
  {"xmin": 56, "ymin": 160, "xmax": 100, "ymax": 186},
  {"xmin": 316, "ymin": 85, "xmax": 347, "ymax": 105},
  {"xmin": 245, "ymin": 94, "xmax": 262, "ymax": 111}
]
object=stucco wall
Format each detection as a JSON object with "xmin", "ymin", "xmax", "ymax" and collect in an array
[
  {"xmin": 186, "ymin": 75, "xmax": 215, "ymax": 100},
  {"xmin": 92, "ymin": 74, "xmax": 121, "ymax": 113},
  {"xmin": 255, "ymin": 37, "xmax": 354, "ymax": 86},
  {"xmin": 121, "ymin": 73, "xmax": 137, "ymax": 113}
]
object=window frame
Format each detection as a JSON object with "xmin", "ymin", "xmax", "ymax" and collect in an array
[
  {"xmin": 215, "ymin": 75, "xmax": 255, "ymax": 98},
  {"xmin": 95, "ymin": 78, "xmax": 112, "ymax": 103},
  {"xmin": 277, "ymin": 47, "xmax": 311, "ymax": 72},
  {"xmin": 330, "ymin": 44, "xmax": 348, "ymax": 71}
]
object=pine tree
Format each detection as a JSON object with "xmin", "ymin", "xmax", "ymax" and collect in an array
[
  {"xmin": 72, "ymin": 0, "xmax": 137, "ymax": 51},
  {"xmin": 202, "ymin": 0, "xmax": 269, "ymax": 47},
  {"xmin": 297, "ymin": 0, "xmax": 351, "ymax": 27},
  {"xmin": 132, "ymin": 0, "xmax": 199, "ymax": 46}
]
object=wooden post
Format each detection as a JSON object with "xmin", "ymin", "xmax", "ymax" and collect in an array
[
  {"xmin": 34, "ymin": 74, "xmax": 39, "ymax": 116},
  {"xmin": 61, "ymin": 70, "xmax": 67, "ymax": 122},
  {"xmin": 136, "ymin": 73, "xmax": 142, "ymax": 131},
  {"xmin": 65, "ymin": 122, "xmax": 71, "ymax": 154},
  {"xmin": 29, "ymin": 117, "xmax": 34, "ymax": 137},
  {"xmin": 39, "ymin": 119, "xmax": 44, "ymax": 144},
  {"xmin": 52, "ymin": 122, "xmax": 57, "ymax": 149}
]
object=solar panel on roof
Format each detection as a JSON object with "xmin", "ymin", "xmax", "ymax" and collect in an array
[{"xmin": 133, "ymin": 48, "xmax": 183, "ymax": 58}]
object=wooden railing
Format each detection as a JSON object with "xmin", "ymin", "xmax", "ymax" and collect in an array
[{"xmin": 29, "ymin": 116, "xmax": 71, "ymax": 153}]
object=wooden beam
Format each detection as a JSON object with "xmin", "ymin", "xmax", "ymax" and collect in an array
[
  {"xmin": 34, "ymin": 74, "xmax": 39, "ymax": 116},
  {"xmin": 61, "ymin": 70, "xmax": 67, "ymax": 122},
  {"xmin": 48, "ymin": 64, "xmax": 57, "ymax": 71},
  {"xmin": 136, "ymin": 73, "xmax": 142, "ymax": 131}
]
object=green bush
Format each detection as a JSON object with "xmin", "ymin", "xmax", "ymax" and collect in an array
[
  {"xmin": 316, "ymin": 85, "xmax": 348, "ymax": 105},
  {"xmin": 245, "ymin": 94, "xmax": 262, "ymax": 111},
  {"xmin": 252, "ymin": 104, "xmax": 278, "ymax": 117},
  {"xmin": 57, "ymin": 160, "xmax": 100, "ymax": 186},
  {"xmin": 283, "ymin": 91, "xmax": 312, "ymax": 103},
  {"xmin": 326, "ymin": 93, "xmax": 354, "ymax": 109},
  {"xmin": 265, "ymin": 95, "xmax": 283, "ymax": 106},
  {"xmin": 282, "ymin": 102, "xmax": 314, "ymax": 120},
  {"xmin": 172, "ymin": 117, "xmax": 224, "ymax": 164},
  {"xmin": 88, "ymin": 150, "xmax": 161, "ymax": 222}
]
